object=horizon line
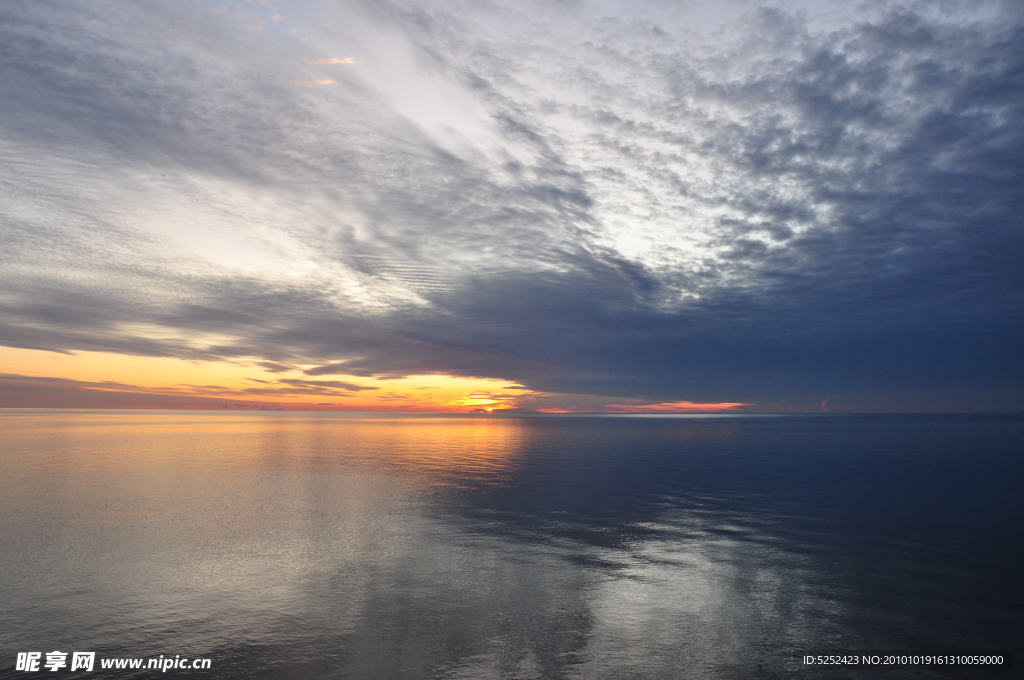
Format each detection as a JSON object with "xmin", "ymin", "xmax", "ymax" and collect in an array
[{"xmin": 2, "ymin": 407, "xmax": 1022, "ymax": 416}]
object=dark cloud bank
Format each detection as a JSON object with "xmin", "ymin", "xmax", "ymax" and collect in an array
[{"xmin": 0, "ymin": 0, "xmax": 1021, "ymax": 411}]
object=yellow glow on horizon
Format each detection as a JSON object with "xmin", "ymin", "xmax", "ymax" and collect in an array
[
  {"xmin": 0, "ymin": 346, "xmax": 258, "ymax": 389},
  {"xmin": 444, "ymin": 394, "xmax": 513, "ymax": 411},
  {"xmin": 0, "ymin": 346, "xmax": 532, "ymax": 411},
  {"xmin": 0, "ymin": 347, "xmax": 750, "ymax": 413}
]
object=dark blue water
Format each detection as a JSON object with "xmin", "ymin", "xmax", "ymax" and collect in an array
[{"xmin": 1, "ymin": 412, "xmax": 1021, "ymax": 678}]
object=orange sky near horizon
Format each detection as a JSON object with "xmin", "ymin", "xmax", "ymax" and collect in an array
[{"xmin": 0, "ymin": 346, "xmax": 751, "ymax": 413}]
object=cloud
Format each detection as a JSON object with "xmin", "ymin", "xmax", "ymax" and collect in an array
[
  {"xmin": 0, "ymin": 0, "xmax": 1022, "ymax": 412},
  {"xmin": 309, "ymin": 57, "xmax": 357, "ymax": 64},
  {"xmin": 604, "ymin": 401, "xmax": 750, "ymax": 414},
  {"xmin": 258, "ymin": 362, "xmax": 294, "ymax": 373},
  {"xmin": 304, "ymin": 362, "xmax": 358, "ymax": 376},
  {"xmin": 0, "ymin": 373, "xmax": 256, "ymax": 409},
  {"xmin": 278, "ymin": 378, "xmax": 377, "ymax": 391}
]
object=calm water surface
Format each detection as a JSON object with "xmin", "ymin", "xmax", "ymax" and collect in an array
[{"xmin": 1, "ymin": 411, "xmax": 1021, "ymax": 678}]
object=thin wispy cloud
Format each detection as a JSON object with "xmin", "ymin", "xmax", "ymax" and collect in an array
[{"xmin": 309, "ymin": 57, "xmax": 358, "ymax": 64}]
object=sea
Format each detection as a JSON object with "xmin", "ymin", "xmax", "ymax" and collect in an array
[{"xmin": 1, "ymin": 410, "xmax": 1021, "ymax": 678}]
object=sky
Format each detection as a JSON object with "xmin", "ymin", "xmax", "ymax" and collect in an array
[{"xmin": 0, "ymin": 0, "xmax": 1022, "ymax": 413}]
